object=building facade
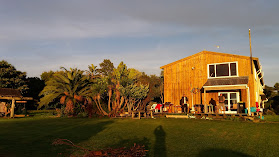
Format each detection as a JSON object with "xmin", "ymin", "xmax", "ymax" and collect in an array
[{"xmin": 160, "ymin": 51, "xmax": 266, "ymax": 115}]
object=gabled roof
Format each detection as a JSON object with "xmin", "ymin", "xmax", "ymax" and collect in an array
[
  {"xmin": 0, "ymin": 88, "xmax": 22, "ymax": 97},
  {"xmin": 160, "ymin": 51, "xmax": 259, "ymax": 69}
]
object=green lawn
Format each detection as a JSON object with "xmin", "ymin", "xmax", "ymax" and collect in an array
[{"xmin": 0, "ymin": 116, "xmax": 279, "ymax": 157}]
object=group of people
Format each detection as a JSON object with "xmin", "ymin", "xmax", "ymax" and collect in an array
[
  {"xmin": 208, "ymin": 94, "xmax": 226, "ymax": 113},
  {"xmin": 180, "ymin": 94, "xmax": 226, "ymax": 114}
]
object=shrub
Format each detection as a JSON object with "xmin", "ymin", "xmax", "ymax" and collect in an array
[
  {"xmin": 77, "ymin": 112, "xmax": 88, "ymax": 118},
  {"xmin": 265, "ymin": 109, "xmax": 276, "ymax": 115}
]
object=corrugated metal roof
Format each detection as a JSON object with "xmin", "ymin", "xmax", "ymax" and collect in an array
[
  {"xmin": 0, "ymin": 88, "xmax": 22, "ymax": 97},
  {"xmin": 203, "ymin": 76, "xmax": 249, "ymax": 86}
]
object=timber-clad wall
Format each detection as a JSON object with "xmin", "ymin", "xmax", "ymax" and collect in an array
[{"xmin": 161, "ymin": 51, "xmax": 257, "ymax": 108}]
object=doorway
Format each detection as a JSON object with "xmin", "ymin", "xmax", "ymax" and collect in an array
[{"xmin": 218, "ymin": 92, "xmax": 239, "ymax": 113}]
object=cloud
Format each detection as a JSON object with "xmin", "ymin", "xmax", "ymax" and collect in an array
[
  {"xmin": 1, "ymin": 0, "xmax": 278, "ymax": 41},
  {"xmin": 0, "ymin": 0, "xmax": 278, "ymax": 86}
]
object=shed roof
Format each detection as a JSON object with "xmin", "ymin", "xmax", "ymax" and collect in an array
[
  {"xmin": 0, "ymin": 88, "xmax": 22, "ymax": 97},
  {"xmin": 203, "ymin": 76, "xmax": 249, "ymax": 87}
]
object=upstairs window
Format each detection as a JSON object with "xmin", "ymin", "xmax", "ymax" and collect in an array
[{"xmin": 208, "ymin": 62, "xmax": 237, "ymax": 78}]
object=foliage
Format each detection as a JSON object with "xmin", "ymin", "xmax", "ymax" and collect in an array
[
  {"xmin": 118, "ymin": 83, "xmax": 149, "ymax": 112},
  {"xmin": 25, "ymin": 77, "xmax": 45, "ymax": 99},
  {"xmin": 97, "ymin": 59, "xmax": 114, "ymax": 76},
  {"xmin": 87, "ymin": 64, "xmax": 98, "ymax": 79},
  {"xmin": 0, "ymin": 60, "xmax": 28, "ymax": 93},
  {"xmin": 274, "ymin": 83, "xmax": 279, "ymax": 93},
  {"xmin": 264, "ymin": 114, "xmax": 279, "ymax": 122},
  {"xmin": 88, "ymin": 76, "xmax": 109, "ymax": 116},
  {"xmin": 264, "ymin": 83, "xmax": 279, "ymax": 114},
  {"xmin": 113, "ymin": 61, "xmax": 131, "ymax": 86},
  {"xmin": 52, "ymin": 138, "xmax": 147, "ymax": 157},
  {"xmin": 27, "ymin": 109, "xmax": 57, "ymax": 117},
  {"xmin": 265, "ymin": 109, "xmax": 276, "ymax": 115},
  {"xmin": 41, "ymin": 70, "xmax": 55, "ymax": 82},
  {"xmin": 77, "ymin": 112, "xmax": 88, "ymax": 118},
  {"xmin": 39, "ymin": 68, "xmax": 91, "ymax": 116},
  {"xmin": 37, "ymin": 60, "xmax": 159, "ymax": 117},
  {"xmin": 264, "ymin": 85, "xmax": 276, "ymax": 99},
  {"xmin": 128, "ymin": 68, "xmax": 142, "ymax": 81},
  {"xmin": 137, "ymin": 74, "xmax": 163, "ymax": 107}
]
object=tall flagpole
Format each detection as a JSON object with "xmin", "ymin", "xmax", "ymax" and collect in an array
[{"xmin": 249, "ymin": 29, "xmax": 253, "ymax": 74}]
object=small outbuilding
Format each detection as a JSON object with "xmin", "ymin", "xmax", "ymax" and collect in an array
[{"xmin": 0, "ymin": 88, "xmax": 32, "ymax": 118}]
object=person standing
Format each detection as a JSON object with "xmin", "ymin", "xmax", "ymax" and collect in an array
[
  {"xmin": 180, "ymin": 94, "xmax": 189, "ymax": 113},
  {"xmin": 209, "ymin": 98, "xmax": 216, "ymax": 113},
  {"xmin": 218, "ymin": 94, "xmax": 226, "ymax": 114}
]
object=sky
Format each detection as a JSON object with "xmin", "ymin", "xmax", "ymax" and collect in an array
[{"xmin": 0, "ymin": 0, "xmax": 279, "ymax": 86}]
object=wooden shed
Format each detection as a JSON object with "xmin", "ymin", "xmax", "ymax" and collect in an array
[
  {"xmin": 0, "ymin": 88, "xmax": 32, "ymax": 118},
  {"xmin": 160, "ymin": 51, "xmax": 266, "ymax": 115}
]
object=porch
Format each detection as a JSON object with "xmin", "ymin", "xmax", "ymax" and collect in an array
[{"xmin": 202, "ymin": 76, "xmax": 252, "ymax": 115}]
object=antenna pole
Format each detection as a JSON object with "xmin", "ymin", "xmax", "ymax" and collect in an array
[{"xmin": 249, "ymin": 29, "xmax": 253, "ymax": 74}]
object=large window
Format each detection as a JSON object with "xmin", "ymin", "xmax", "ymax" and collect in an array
[{"xmin": 208, "ymin": 62, "xmax": 237, "ymax": 78}]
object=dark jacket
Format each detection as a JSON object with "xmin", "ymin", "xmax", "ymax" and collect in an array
[{"xmin": 180, "ymin": 96, "xmax": 188, "ymax": 105}]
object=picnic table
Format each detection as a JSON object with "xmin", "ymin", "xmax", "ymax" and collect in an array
[{"xmin": 132, "ymin": 110, "xmax": 148, "ymax": 119}]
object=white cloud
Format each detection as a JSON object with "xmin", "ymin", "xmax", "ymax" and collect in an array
[{"xmin": 0, "ymin": 0, "xmax": 278, "ymax": 86}]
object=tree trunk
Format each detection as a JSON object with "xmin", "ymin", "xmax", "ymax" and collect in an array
[
  {"xmin": 97, "ymin": 94, "xmax": 108, "ymax": 115},
  {"xmin": 93, "ymin": 98, "xmax": 104, "ymax": 116},
  {"xmin": 134, "ymin": 100, "xmax": 141, "ymax": 110},
  {"xmin": 116, "ymin": 81, "xmax": 120, "ymax": 106},
  {"xmin": 119, "ymin": 96, "xmax": 124, "ymax": 109},
  {"xmin": 108, "ymin": 86, "xmax": 112, "ymax": 111}
]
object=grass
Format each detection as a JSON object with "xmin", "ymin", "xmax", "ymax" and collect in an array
[
  {"xmin": 0, "ymin": 116, "xmax": 279, "ymax": 157},
  {"xmin": 264, "ymin": 115, "xmax": 279, "ymax": 122}
]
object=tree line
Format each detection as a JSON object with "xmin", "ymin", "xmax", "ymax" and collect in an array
[
  {"xmin": 0, "ymin": 59, "xmax": 163, "ymax": 117},
  {"xmin": 264, "ymin": 83, "xmax": 279, "ymax": 114}
]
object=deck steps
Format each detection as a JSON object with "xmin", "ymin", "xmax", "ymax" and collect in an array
[{"xmin": 166, "ymin": 115, "xmax": 189, "ymax": 118}]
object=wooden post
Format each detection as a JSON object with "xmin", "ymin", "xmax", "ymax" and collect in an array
[
  {"xmin": 204, "ymin": 89, "xmax": 207, "ymax": 113},
  {"xmin": 10, "ymin": 98, "xmax": 15, "ymax": 118},
  {"xmin": 247, "ymin": 87, "xmax": 251, "ymax": 116},
  {"xmin": 132, "ymin": 111, "xmax": 135, "ymax": 119}
]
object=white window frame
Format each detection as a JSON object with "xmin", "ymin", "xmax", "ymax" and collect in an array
[
  {"xmin": 218, "ymin": 92, "xmax": 240, "ymax": 113},
  {"xmin": 207, "ymin": 61, "xmax": 238, "ymax": 78}
]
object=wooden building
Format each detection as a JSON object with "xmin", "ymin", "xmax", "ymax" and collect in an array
[
  {"xmin": 0, "ymin": 88, "xmax": 32, "ymax": 118},
  {"xmin": 160, "ymin": 51, "xmax": 266, "ymax": 115}
]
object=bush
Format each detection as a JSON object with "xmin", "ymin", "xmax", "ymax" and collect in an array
[
  {"xmin": 77, "ymin": 112, "xmax": 88, "ymax": 118},
  {"xmin": 28, "ymin": 109, "xmax": 57, "ymax": 117},
  {"xmin": 265, "ymin": 109, "xmax": 276, "ymax": 115}
]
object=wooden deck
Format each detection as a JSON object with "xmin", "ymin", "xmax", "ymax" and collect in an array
[{"xmin": 164, "ymin": 112, "xmax": 261, "ymax": 121}]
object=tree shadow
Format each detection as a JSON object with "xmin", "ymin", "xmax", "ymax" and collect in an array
[
  {"xmin": 154, "ymin": 125, "xmax": 167, "ymax": 157},
  {"xmin": 0, "ymin": 118, "xmax": 114, "ymax": 157},
  {"xmin": 198, "ymin": 148, "xmax": 253, "ymax": 157},
  {"xmin": 52, "ymin": 120, "xmax": 114, "ymax": 156}
]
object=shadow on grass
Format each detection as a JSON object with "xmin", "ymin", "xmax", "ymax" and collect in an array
[
  {"xmin": 154, "ymin": 125, "xmax": 166, "ymax": 157},
  {"xmin": 198, "ymin": 148, "xmax": 253, "ymax": 157},
  {"xmin": 0, "ymin": 118, "xmax": 114, "ymax": 157},
  {"xmin": 52, "ymin": 120, "xmax": 114, "ymax": 156}
]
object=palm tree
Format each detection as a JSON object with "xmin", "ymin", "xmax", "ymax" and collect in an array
[
  {"xmin": 88, "ymin": 76, "xmax": 109, "ymax": 116},
  {"xmin": 39, "ymin": 67, "xmax": 91, "ymax": 115}
]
